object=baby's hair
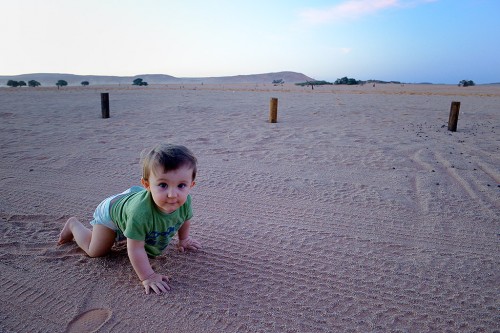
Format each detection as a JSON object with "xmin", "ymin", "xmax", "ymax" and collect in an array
[{"xmin": 141, "ymin": 143, "xmax": 197, "ymax": 181}]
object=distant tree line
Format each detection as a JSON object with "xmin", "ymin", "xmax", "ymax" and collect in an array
[
  {"xmin": 364, "ymin": 80, "xmax": 402, "ymax": 85},
  {"xmin": 5, "ymin": 79, "xmax": 92, "ymax": 88},
  {"xmin": 6, "ymin": 77, "xmax": 150, "ymax": 87},
  {"xmin": 7, "ymin": 80, "xmax": 28, "ymax": 87},
  {"xmin": 7, "ymin": 80, "xmax": 26, "ymax": 87},
  {"xmin": 295, "ymin": 80, "xmax": 333, "ymax": 87},
  {"xmin": 295, "ymin": 77, "xmax": 363, "ymax": 88}
]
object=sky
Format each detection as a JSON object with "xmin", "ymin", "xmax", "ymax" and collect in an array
[{"xmin": 1, "ymin": 0, "xmax": 499, "ymax": 84}]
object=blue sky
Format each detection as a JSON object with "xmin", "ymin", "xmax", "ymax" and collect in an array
[{"xmin": 1, "ymin": 0, "xmax": 499, "ymax": 83}]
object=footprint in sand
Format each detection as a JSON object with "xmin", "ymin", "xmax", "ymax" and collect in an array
[{"xmin": 65, "ymin": 308, "xmax": 112, "ymax": 333}]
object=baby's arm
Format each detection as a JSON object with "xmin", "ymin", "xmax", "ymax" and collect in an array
[
  {"xmin": 127, "ymin": 238, "xmax": 170, "ymax": 295},
  {"xmin": 176, "ymin": 220, "xmax": 202, "ymax": 252}
]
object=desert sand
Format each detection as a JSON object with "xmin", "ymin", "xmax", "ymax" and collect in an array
[{"xmin": 0, "ymin": 83, "xmax": 499, "ymax": 332}]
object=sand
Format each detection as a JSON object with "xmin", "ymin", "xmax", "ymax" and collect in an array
[{"xmin": 0, "ymin": 83, "xmax": 498, "ymax": 332}]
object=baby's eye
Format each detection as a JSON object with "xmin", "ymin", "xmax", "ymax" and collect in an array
[
  {"xmin": 159, "ymin": 183, "xmax": 168, "ymax": 188},
  {"xmin": 178, "ymin": 183, "xmax": 187, "ymax": 189}
]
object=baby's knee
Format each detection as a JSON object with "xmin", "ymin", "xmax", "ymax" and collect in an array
[{"xmin": 86, "ymin": 249, "xmax": 110, "ymax": 258}]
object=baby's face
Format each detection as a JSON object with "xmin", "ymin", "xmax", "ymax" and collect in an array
[{"xmin": 142, "ymin": 165, "xmax": 195, "ymax": 214}]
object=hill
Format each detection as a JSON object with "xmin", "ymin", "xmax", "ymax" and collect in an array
[{"xmin": 0, "ymin": 71, "xmax": 314, "ymax": 86}]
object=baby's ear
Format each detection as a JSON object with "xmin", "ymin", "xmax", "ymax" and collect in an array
[
  {"xmin": 141, "ymin": 178, "xmax": 150, "ymax": 190},
  {"xmin": 190, "ymin": 181, "xmax": 196, "ymax": 188}
]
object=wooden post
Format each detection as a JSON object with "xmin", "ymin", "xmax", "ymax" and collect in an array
[
  {"xmin": 269, "ymin": 97, "xmax": 278, "ymax": 123},
  {"xmin": 101, "ymin": 93, "xmax": 110, "ymax": 118},
  {"xmin": 448, "ymin": 101, "xmax": 460, "ymax": 132}
]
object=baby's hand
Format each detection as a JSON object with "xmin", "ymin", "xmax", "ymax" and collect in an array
[
  {"xmin": 141, "ymin": 273, "xmax": 171, "ymax": 295},
  {"xmin": 177, "ymin": 237, "xmax": 202, "ymax": 252}
]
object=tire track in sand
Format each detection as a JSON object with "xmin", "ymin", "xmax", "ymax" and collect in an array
[{"xmin": 410, "ymin": 148, "xmax": 498, "ymax": 217}]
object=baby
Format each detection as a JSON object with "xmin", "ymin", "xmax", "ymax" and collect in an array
[{"xmin": 58, "ymin": 143, "xmax": 201, "ymax": 294}]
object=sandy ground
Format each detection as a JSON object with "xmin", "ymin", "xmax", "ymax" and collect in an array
[{"xmin": 0, "ymin": 83, "xmax": 499, "ymax": 332}]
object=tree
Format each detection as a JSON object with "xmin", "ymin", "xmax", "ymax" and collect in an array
[
  {"xmin": 458, "ymin": 79, "xmax": 475, "ymax": 87},
  {"xmin": 132, "ymin": 78, "xmax": 148, "ymax": 86},
  {"xmin": 18, "ymin": 81, "xmax": 27, "ymax": 87},
  {"xmin": 28, "ymin": 80, "xmax": 41, "ymax": 87},
  {"xmin": 56, "ymin": 80, "xmax": 68, "ymax": 88},
  {"xmin": 81, "ymin": 81, "xmax": 90, "ymax": 86},
  {"xmin": 272, "ymin": 79, "xmax": 284, "ymax": 85},
  {"xmin": 347, "ymin": 78, "xmax": 358, "ymax": 85},
  {"xmin": 7, "ymin": 80, "xmax": 19, "ymax": 87},
  {"xmin": 334, "ymin": 76, "xmax": 360, "ymax": 85}
]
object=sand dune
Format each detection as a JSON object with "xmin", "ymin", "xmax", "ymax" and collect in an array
[
  {"xmin": 0, "ymin": 71, "xmax": 314, "ymax": 86},
  {"xmin": 0, "ymin": 83, "xmax": 498, "ymax": 332}
]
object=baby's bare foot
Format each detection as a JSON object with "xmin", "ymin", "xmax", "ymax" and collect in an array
[{"xmin": 58, "ymin": 217, "xmax": 77, "ymax": 245}]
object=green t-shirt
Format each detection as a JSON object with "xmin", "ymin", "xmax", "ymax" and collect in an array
[{"xmin": 110, "ymin": 189, "xmax": 193, "ymax": 256}]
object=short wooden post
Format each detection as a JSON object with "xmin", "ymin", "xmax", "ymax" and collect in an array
[
  {"xmin": 269, "ymin": 97, "xmax": 278, "ymax": 123},
  {"xmin": 101, "ymin": 93, "xmax": 110, "ymax": 118},
  {"xmin": 448, "ymin": 101, "xmax": 460, "ymax": 132}
]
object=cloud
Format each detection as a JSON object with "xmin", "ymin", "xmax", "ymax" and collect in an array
[
  {"xmin": 300, "ymin": 0, "xmax": 437, "ymax": 24},
  {"xmin": 340, "ymin": 47, "xmax": 353, "ymax": 54}
]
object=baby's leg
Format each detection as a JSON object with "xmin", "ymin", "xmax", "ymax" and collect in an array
[
  {"xmin": 58, "ymin": 217, "xmax": 116, "ymax": 257},
  {"xmin": 58, "ymin": 217, "xmax": 78, "ymax": 245}
]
